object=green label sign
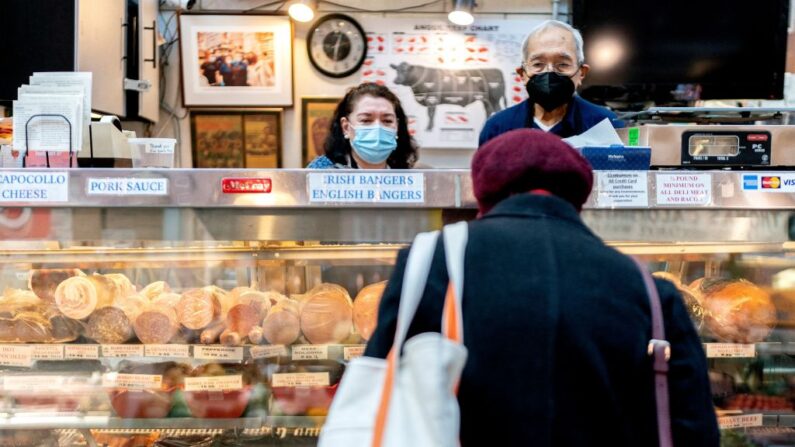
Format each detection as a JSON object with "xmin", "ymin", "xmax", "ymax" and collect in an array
[{"xmin": 628, "ymin": 128, "xmax": 639, "ymax": 146}]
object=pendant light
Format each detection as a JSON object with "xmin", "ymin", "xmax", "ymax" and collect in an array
[
  {"xmin": 448, "ymin": 0, "xmax": 475, "ymax": 26},
  {"xmin": 288, "ymin": 0, "xmax": 316, "ymax": 23}
]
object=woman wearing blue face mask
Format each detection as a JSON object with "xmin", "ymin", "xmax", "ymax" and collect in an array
[{"xmin": 307, "ymin": 83, "xmax": 418, "ymax": 169}]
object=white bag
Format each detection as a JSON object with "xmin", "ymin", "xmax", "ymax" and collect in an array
[{"xmin": 319, "ymin": 222, "xmax": 469, "ymax": 447}]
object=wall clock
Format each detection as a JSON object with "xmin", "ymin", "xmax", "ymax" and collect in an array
[{"xmin": 307, "ymin": 14, "xmax": 367, "ymax": 78}]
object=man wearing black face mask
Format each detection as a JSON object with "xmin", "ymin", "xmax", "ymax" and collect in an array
[{"xmin": 479, "ymin": 20, "xmax": 623, "ymax": 146}]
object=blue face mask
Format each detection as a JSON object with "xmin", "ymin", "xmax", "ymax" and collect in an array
[{"xmin": 350, "ymin": 125, "xmax": 397, "ymax": 165}]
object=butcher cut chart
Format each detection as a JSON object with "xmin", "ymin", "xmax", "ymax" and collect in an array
[{"xmin": 362, "ymin": 19, "xmax": 540, "ymax": 149}]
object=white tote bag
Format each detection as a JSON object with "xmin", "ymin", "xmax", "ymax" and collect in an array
[{"xmin": 318, "ymin": 221, "xmax": 469, "ymax": 447}]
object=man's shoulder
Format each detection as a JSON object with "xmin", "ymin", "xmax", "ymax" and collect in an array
[
  {"xmin": 479, "ymin": 100, "xmax": 528, "ymax": 145},
  {"xmin": 573, "ymin": 95, "xmax": 617, "ymax": 120},
  {"xmin": 487, "ymin": 100, "xmax": 527, "ymax": 124}
]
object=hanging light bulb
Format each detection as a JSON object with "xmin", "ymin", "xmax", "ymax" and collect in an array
[
  {"xmin": 288, "ymin": 0, "xmax": 316, "ymax": 23},
  {"xmin": 448, "ymin": 0, "xmax": 475, "ymax": 26}
]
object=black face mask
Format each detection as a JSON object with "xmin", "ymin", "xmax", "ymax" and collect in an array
[{"xmin": 526, "ymin": 71, "xmax": 576, "ymax": 112}]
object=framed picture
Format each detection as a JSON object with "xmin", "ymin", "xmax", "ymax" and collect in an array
[
  {"xmin": 190, "ymin": 110, "xmax": 282, "ymax": 168},
  {"xmin": 302, "ymin": 97, "xmax": 340, "ymax": 166},
  {"xmin": 179, "ymin": 13, "xmax": 294, "ymax": 107}
]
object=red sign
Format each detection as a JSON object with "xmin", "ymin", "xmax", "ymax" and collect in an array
[
  {"xmin": 221, "ymin": 178, "xmax": 272, "ymax": 194},
  {"xmin": 748, "ymin": 134, "xmax": 769, "ymax": 142},
  {"xmin": 761, "ymin": 176, "xmax": 781, "ymax": 189}
]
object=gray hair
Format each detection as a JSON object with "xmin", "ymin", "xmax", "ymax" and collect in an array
[{"xmin": 521, "ymin": 20, "xmax": 585, "ymax": 65}]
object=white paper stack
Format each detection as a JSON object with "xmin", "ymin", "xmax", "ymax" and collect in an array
[{"xmin": 12, "ymin": 72, "xmax": 92, "ymax": 154}]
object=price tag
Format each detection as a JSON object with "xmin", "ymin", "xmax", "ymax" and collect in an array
[
  {"xmin": 656, "ymin": 173, "xmax": 712, "ymax": 206},
  {"xmin": 718, "ymin": 414, "xmax": 763, "ymax": 429},
  {"xmin": 272, "ymin": 372, "xmax": 330, "ymax": 387},
  {"xmin": 250, "ymin": 345, "xmax": 288, "ymax": 359},
  {"xmin": 101, "ymin": 344, "xmax": 145, "ymax": 358},
  {"xmin": 102, "ymin": 373, "xmax": 162, "ymax": 390},
  {"xmin": 343, "ymin": 346, "xmax": 365, "ymax": 361},
  {"xmin": 3, "ymin": 375, "xmax": 65, "ymax": 391},
  {"xmin": 145, "ymin": 344, "xmax": 190, "ymax": 358},
  {"xmin": 0, "ymin": 171, "xmax": 69, "ymax": 203},
  {"xmin": 0, "ymin": 345, "xmax": 33, "ymax": 367},
  {"xmin": 184, "ymin": 375, "xmax": 243, "ymax": 392},
  {"xmin": 65, "ymin": 344, "xmax": 99, "ymax": 360},
  {"xmin": 193, "ymin": 345, "xmax": 243, "ymax": 362},
  {"xmin": 292, "ymin": 345, "xmax": 329, "ymax": 361},
  {"xmin": 32, "ymin": 344, "xmax": 65, "ymax": 360},
  {"xmin": 705, "ymin": 343, "xmax": 756, "ymax": 358}
]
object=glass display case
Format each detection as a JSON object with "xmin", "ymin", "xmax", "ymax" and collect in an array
[{"xmin": 1, "ymin": 168, "xmax": 794, "ymax": 446}]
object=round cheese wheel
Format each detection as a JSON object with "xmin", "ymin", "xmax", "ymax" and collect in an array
[
  {"xmin": 29, "ymin": 269, "xmax": 82, "ymax": 303},
  {"xmin": 698, "ymin": 279, "xmax": 776, "ymax": 343},
  {"xmin": 176, "ymin": 289, "xmax": 220, "ymax": 330},
  {"xmin": 353, "ymin": 281, "xmax": 387, "ymax": 341},
  {"xmin": 55, "ymin": 276, "xmax": 99, "ymax": 320},
  {"xmin": 262, "ymin": 307, "xmax": 301, "ymax": 345},
  {"xmin": 300, "ymin": 291, "xmax": 353, "ymax": 345},
  {"xmin": 134, "ymin": 305, "xmax": 179, "ymax": 344},
  {"xmin": 140, "ymin": 281, "xmax": 171, "ymax": 301}
]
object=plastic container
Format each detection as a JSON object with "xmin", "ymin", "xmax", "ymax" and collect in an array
[{"xmin": 128, "ymin": 138, "xmax": 176, "ymax": 168}]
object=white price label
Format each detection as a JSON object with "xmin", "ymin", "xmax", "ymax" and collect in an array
[
  {"xmin": 272, "ymin": 372, "xmax": 330, "ymax": 387},
  {"xmin": 307, "ymin": 172, "xmax": 425, "ymax": 204},
  {"xmin": 343, "ymin": 346, "xmax": 365, "ymax": 361},
  {"xmin": 145, "ymin": 344, "xmax": 190, "ymax": 358},
  {"xmin": 184, "ymin": 375, "xmax": 243, "ymax": 392},
  {"xmin": 292, "ymin": 345, "xmax": 329, "ymax": 361},
  {"xmin": 101, "ymin": 344, "xmax": 145, "ymax": 358},
  {"xmin": 705, "ymin": 343, "xmax": 756, "ymax": 358},
  {"xmin": 0, "ymin": 345, "xmax": 33, "ymax": 367},
  {"xmin": 3, "ymin": 375, "xmax": 65, "ymax": 391},
  {"xmin": 656, "ymin": 173, "xmax": 712, "ymax": 206},
  {"xmin": 595, "ymin": 171, "xmax": 649, "ymax": 208},
  {"xmin": 193, "ymin": 345, "xmax": 243, "ymax": 362},
  {"xmin": 718, "ymin": 414, "xmax": 763, "ymax": 429},
  {"xmin": 86, "ymin": 178, "xmax": 169, "ymax": 196},
  {"xmin": 102, "ymin": 373, "xmax": 163, "ymax": 390},
  {"xmin": 32, "ymin": 344, "xmax": 65, "ymax": 360},
  {"xmin": 65, "ymin": 344, "xmax": 99, "ymax": 360},
  {"xmin": 250, "ymin": 345, "xmax": 288, "ymax": 359},
  {"xmin": 0, "ymin": 171, "xmax": 69, "ymax": 203}
]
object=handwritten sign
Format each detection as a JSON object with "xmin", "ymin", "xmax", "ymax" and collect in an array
[
  {"xmin": 656, "ymin": 173, "xmax": 711, "ymax": 206},
  {"xmin": 86, "ymin": 178, "xmax": 168, "ymax": 196},
  {"xmin": 0, "ymin": 171, "xmax": 68, "ymax": 202},
  {"xmin": 307, "ymin": 173, "xmax": 425, "ymax": 204},
  {"xmin": 595, "ymin": 172, "xmax": 648, "ymax": 207}
]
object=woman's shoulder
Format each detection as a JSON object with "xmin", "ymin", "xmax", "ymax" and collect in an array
[{"xmin": 306, "ymin": 155, "xmax": 335, "ymax": 169}]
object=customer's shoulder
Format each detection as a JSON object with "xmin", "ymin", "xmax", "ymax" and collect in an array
[{"xmin": 306, "ymin": 155, "xmax": 334, "ymax": 169}]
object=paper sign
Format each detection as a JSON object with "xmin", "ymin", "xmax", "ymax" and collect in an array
[
  {"xmin": 65, "ymin": 344, "xmax": 99, "ymax": 360},
  {"xmin": 32, "ymin": 344, "xmax": 65, "ymax": 360},
  {"xmin": 0, "ymin": 171, "xmax": 69, "ymax": 202},
  {"xmin": 86, "ymin": 178, "xmax": 168, "ymax": 196},
  {"xmin": 595, "ymin": 172, "xmax": 649, "ymax": 207},
  {"xmin": 145, "ymin": 344, "xmax": 191, "ymax": 358},
  {"xmin": 656, "ymin": 173, "xmax": 712, "ymax": 206},
  {"xmin": 144, "ymin": 141, "xmax": 174, "ymax": 154},
  {"xmin": 718, "ymin": 414, "xmax": 763, "ymax": 429},
  {"xmin": 101, "ymin": 344, "xmax": 145, "ymax": 358},
  {"xmin": 0, "ymin": 345, "xmax": 33, "ymax": 367},
  {"xmin": 250, "ymin": 345, "xmax": 288, "ymax": 359},
  {"xmin": 193, "ymin": 345, "xmax": 244, "ymax": 361},
  {"xmin": 344, "ymin": 346, "xmax": 366, "ymax": 361},
  {"xmin": 705, "ymin": 343, "xmax": 756, "ymax": 358},
  {"xmin": 102, "ymin": 373, "xmax": 162, "ymax": 390},
  {"xmin": 272, "ymin": 372, "xmax": 331, "ymax": 387},
  {"xmin": 184, "ymin": 375, "xmax": 243, "ymax": 392},
  {"xmin": 292, "ymin": 345, "xmax": 329, "ymax": 361},
  {"xmin": 307, "ymin": 173, "xmax": 425, "ymax": 203}
]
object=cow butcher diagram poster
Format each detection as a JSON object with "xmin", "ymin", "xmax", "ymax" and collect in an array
[{"xmin": 360, "ymin": 18, "xmax": 541, "ymax": 149}]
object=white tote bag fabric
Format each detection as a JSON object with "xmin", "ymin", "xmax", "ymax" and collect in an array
[{"xmin": 318, "ymin": 221, "xmax": 469, "ymax": 447}]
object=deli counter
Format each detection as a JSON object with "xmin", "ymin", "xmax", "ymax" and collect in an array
[{"xmin": 1, "ymin": 168, "xmax": 795, "ymax": 446}]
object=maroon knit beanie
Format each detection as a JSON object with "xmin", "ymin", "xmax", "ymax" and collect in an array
[{"xmin": 472, "ymin": 129, "xmax": 594, "ymax": 215}]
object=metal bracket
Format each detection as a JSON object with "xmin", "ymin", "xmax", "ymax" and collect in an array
[{"xmin": 124, "ymin": 78, "xmax": 152, "ymax": 92}]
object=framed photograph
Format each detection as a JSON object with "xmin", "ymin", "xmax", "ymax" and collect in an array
[
  {"xmin": 190, "ymin": 110, "xmax": 282, "ymax": 168},
  {"xmin": 302, "ymin": 97, "xmax": 340, "ymax": 166},
  {"xmin": 179, "ymin": 13, "xmax": 294, "ymax": 107}
]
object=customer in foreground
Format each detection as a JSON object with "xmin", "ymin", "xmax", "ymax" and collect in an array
[{"xmin": 365, "ymin": 129, "xmax": 719, "ymax": 446}]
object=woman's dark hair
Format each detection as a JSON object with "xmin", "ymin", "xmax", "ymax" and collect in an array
[{"xmin": 323, "ymin": 83, "xmax": 418, "ymax": 168}]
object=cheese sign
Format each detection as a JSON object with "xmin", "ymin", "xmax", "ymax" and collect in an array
[
  {"xmin": 193, "ymin": 345, "xmax": 244, "ymax": 362},
  {"xmin": 704, "ymin": 343, "xmax": 756, "ymax": 358},
  {"xmin": 272, "ymin": 372, "xmax": 330, "ymax": 387},
  {"xmin": 0, "ymin": 171, "xmax": 68, "ymax": 202},
  {"xmin": 86, "ymin": 178, "xmax": 168, "ymax": 196},
  {"xmin": 292, "ymin": 345, "xmax": 329, "ymax": 361},
  {"xmin": 307, "ymin": 173, "xmax": 425, "ymax": 203},
  {"xmin": 184, "ymin": 375, "xmax": 243, "ymax": 392},
  {"xmin": 718, "ymin": 414, "xmax": 763, "ymax": 429},
  {"xmin": 0, "ymin": 345, "xmax": 33, "ymax": 367},
  {"xmin": 656, "ymin": 173, "xmax": 712, "ymax": 206}
]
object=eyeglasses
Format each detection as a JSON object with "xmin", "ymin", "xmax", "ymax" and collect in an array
[{"xmin": 523, "ymin": 61, "xmax": 580, "ymax": 76}]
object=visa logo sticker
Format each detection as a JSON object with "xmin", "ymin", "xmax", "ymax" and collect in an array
[
  {"xmin": 762, "ymin": 176, "xmax": 781, "ymax": 189},
  {"xmin": 743, "ymin": 175, "xmax": 758, "ymax": 190}
]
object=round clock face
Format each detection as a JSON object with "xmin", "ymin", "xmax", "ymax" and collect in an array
[{"xmin": 308, "ymin": 14, "xmax": 367, "ymax": 78}]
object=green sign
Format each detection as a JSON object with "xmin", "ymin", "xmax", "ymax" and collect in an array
[{"xmin": 628, "ymin": 128, "xmax": 639, "ymax": 146}]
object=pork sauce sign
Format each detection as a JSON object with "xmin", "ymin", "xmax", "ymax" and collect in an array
[{"xmin": 307, "ymin": 172, "xmax": 425, "ymax": 204}]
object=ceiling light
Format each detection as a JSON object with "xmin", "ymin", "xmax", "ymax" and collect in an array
[
  {"xmin": 288, "ymin": 0, "xmax": 316, "ymax": 23},
  {"xmin": 448, "ymin": 0, "xmax": 475, "ymax": 26}
]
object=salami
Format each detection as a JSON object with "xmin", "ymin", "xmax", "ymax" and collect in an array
[
  {"xmin": 151, "ymin": 292, "xmax": 181, "ymax": 309},
  {"xmin": 134, "ymin": 306, "xmax": 179, "ymax": 344},
  {"xmin": 204, "ymin": 286, "xmax": 234, "ymax": 318},
  {"xmin": 87, "ymin": 275, "xmax": 115, "ymax": 310},
  {"xmin": 353, "ymin": 281, "xmax": 387, "ymax": 341},
  {"xmin": 226, "ymin": 303, "xmax": 263, "ymax": 336},
  {"xmin": 140, "ymin": 281, "xmax": 170, "ymax": 300},
  {"xmin": 238, "ymin": 290, "xmax": 272, "ymax": 319},
  {"xmin": 248, "ymin": 325, "xmax": 264, "ymax": 344},
  {"xmin": 300, "ymin": 291, "xmax": 353, "ymax": 344},
  {"xmin": 262, "ymin": 301, "xmax": 301, "ymax": 346},
  {"xmin": 176, "ymin": 289, "xmax": 220, "ymax": 330},
  {"xmin": 114, "ymin": 294, "xmax": 148, "ymax": 322},
  {"xmin": 220, "ymin": 328, "xmax": 242, "ymax": 346},
  {"xmin": 86, "ymin": 306, "xmax": 134, "ymax": 344},
  {"xmin": 54, "ymin": 276, "xmax": 99, "ymax": 320},
  {"xmin": 29, "ymin": 269, "xmax": 82, "ymax": 303},
  {"xmin": 200, "ymin": 321, "xmax": 226, "ymax": 344}
]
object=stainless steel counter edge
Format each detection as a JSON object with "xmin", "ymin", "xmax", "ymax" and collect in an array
[{"xmin": 2, "ymin": 168, "xmax": 795, "ymax": 209}]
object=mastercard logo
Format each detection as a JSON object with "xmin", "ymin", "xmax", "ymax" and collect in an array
[{"xmin": 762, "ymin": 176, "xmax": 781, "ymax": 189}]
